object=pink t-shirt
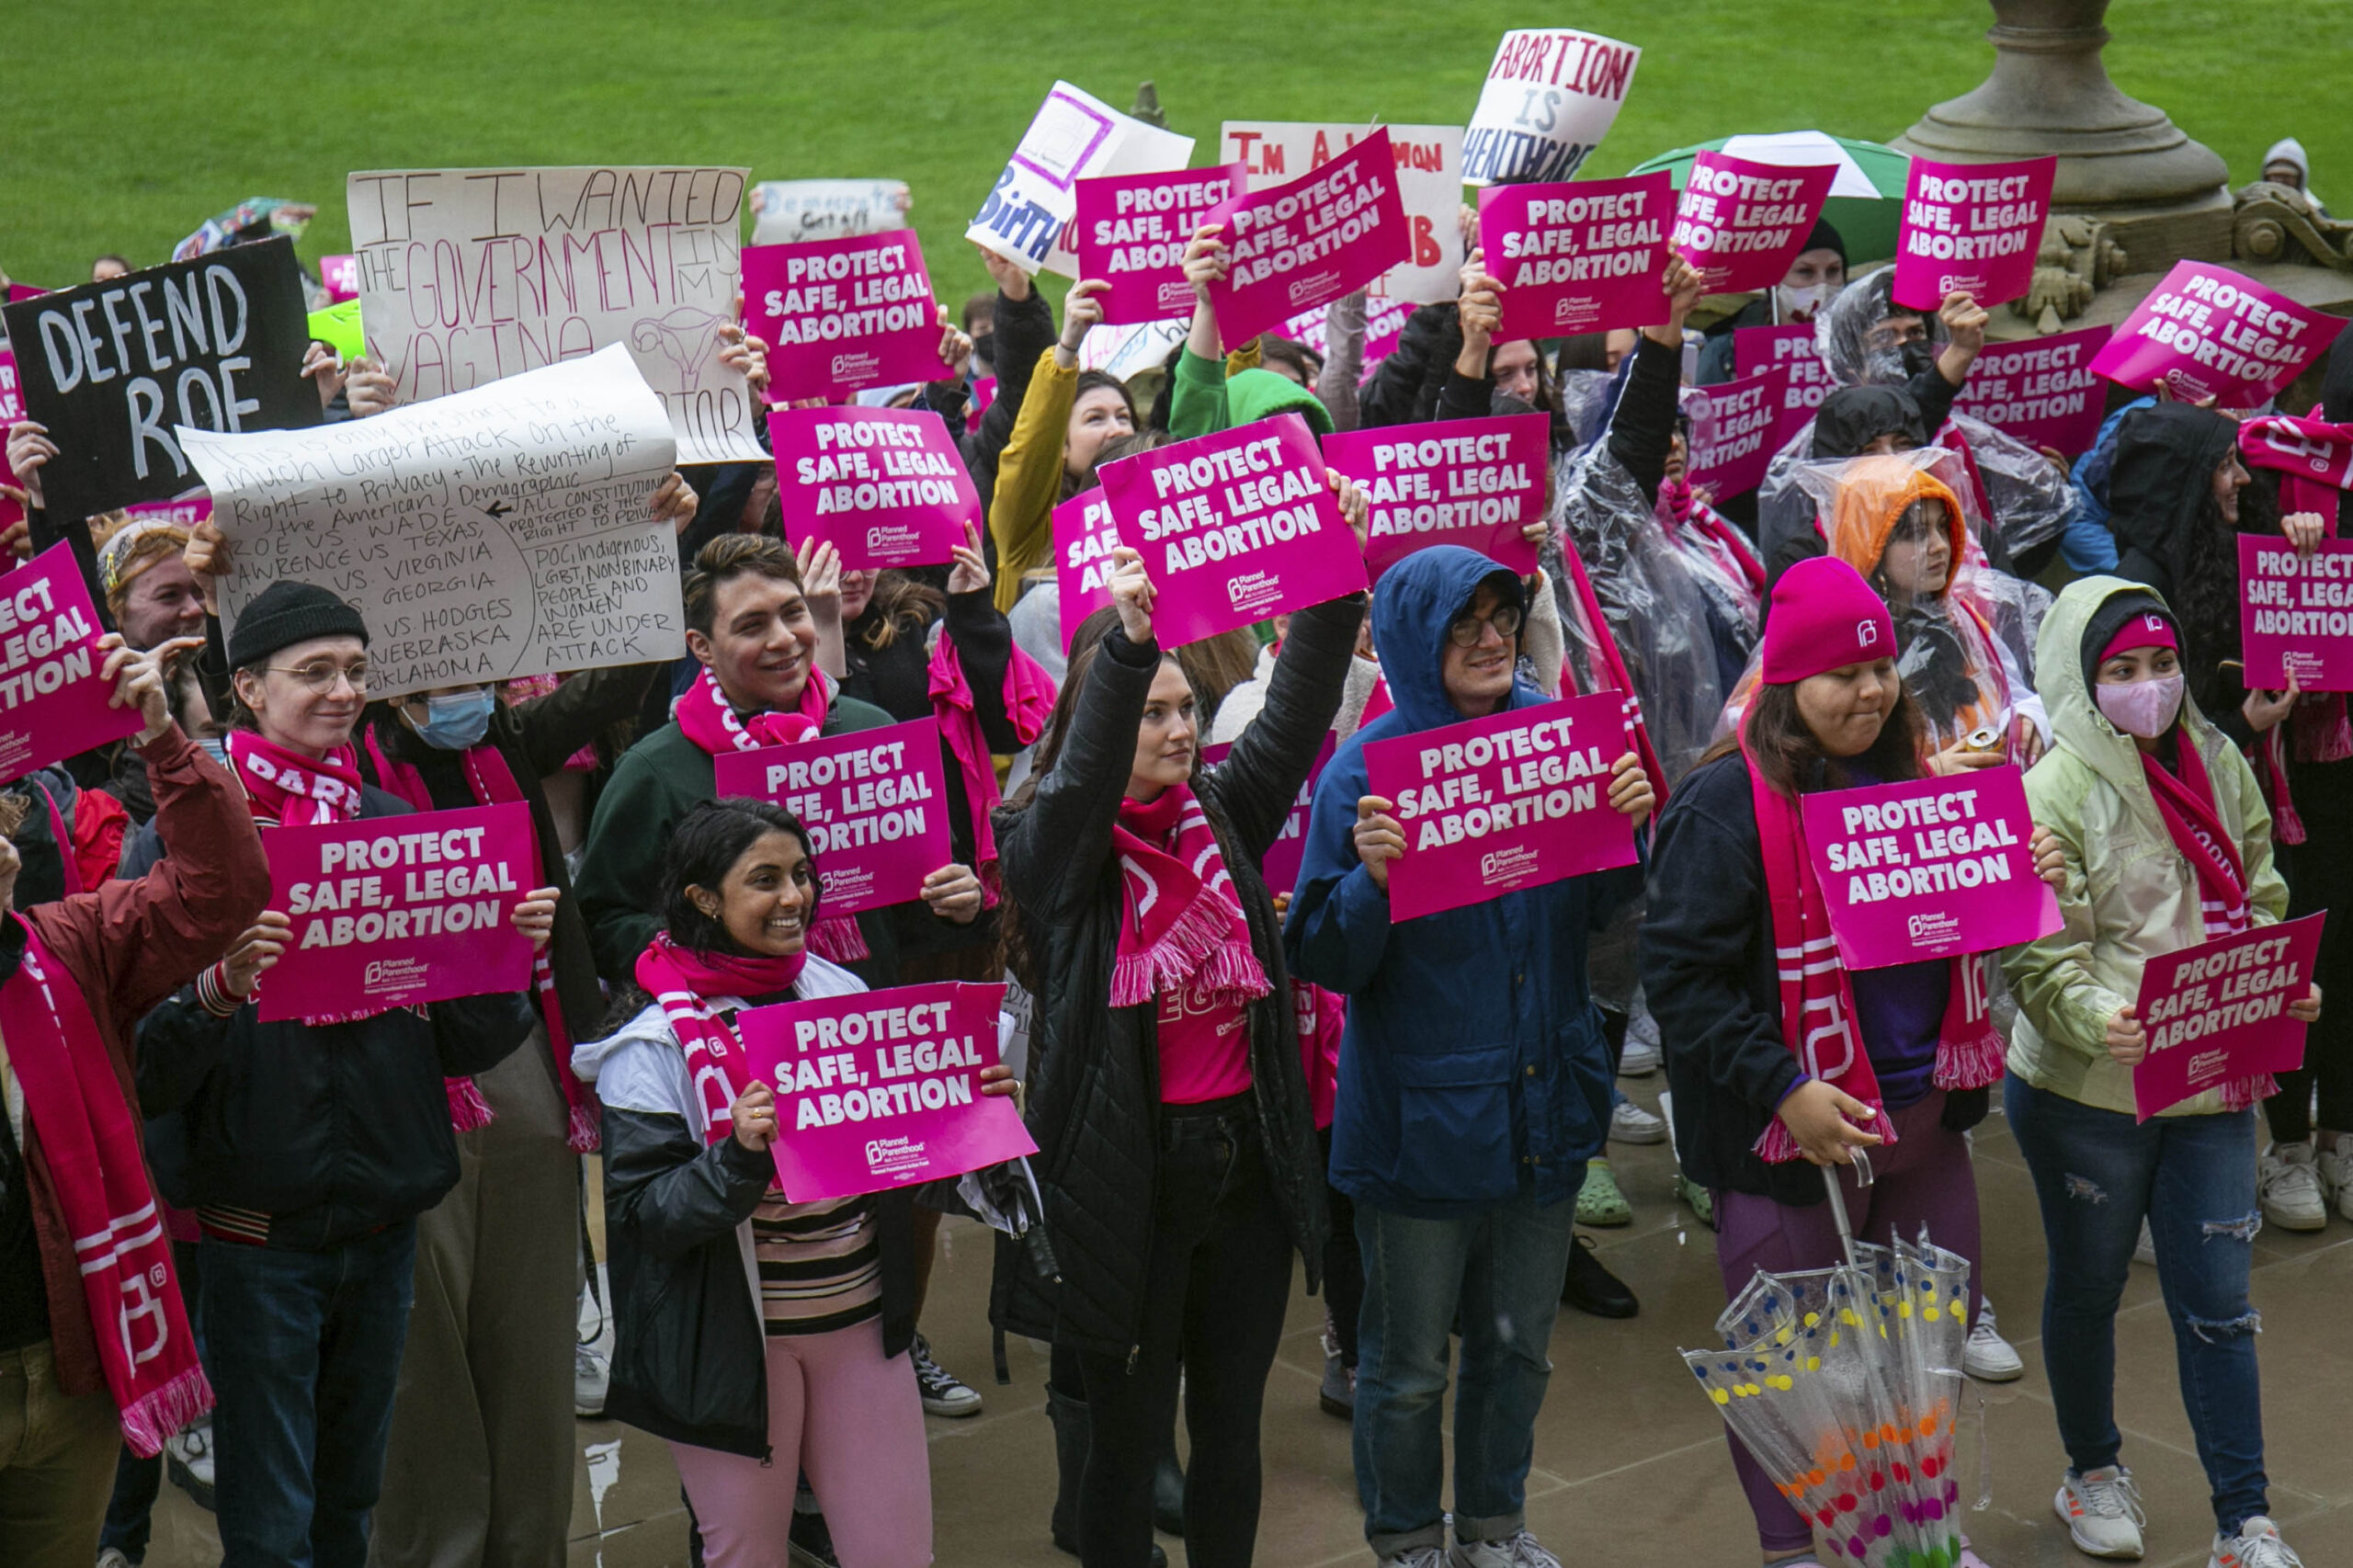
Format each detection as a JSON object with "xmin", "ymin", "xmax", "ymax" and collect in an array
[{"xmin": 1155, "ymin": 979, "xmax": 1254, "ymax": 1104}]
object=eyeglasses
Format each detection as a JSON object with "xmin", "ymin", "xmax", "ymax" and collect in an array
[
  {"xmin": 269, "ymin": 660, "xmax": 369, "ymax": 695},
  {"xmin": 1447, "ymin": 604, "xmax": 1523, "ymax": 648}
]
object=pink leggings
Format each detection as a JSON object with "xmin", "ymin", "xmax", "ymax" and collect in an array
[{"xmin": 667, "ymin": 1320, "xmax": 932, "ymax": 1568}]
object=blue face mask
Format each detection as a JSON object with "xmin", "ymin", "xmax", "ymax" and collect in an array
[{"xmin": 413, "ymin": 688, "xmax": 495, "ymax": 750}]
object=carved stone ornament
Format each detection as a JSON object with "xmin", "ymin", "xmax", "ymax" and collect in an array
[
  {"xmin": 2015, "ymin": 215, "xmax": 2129, "ymax": 331},
  {"xmin": 2232, "ymin": 180, "xmax": 2353, "ymax": 274}
]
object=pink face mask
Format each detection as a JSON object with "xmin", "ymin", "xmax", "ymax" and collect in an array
[{"xmin": 2096, "ymin": 674, "xmax": 2184, "ymax": 739}]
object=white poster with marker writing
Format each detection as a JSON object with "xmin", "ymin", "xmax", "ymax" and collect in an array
[
  {"xmin": 967, "ymin": 82, "xmax": 1194, "ymax": 278},
  {"xmin": 1221, "ymin": 122, "xmax": 1466, "ymax": 304}
]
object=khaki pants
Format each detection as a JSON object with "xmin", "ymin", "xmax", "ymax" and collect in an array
[
  {"xmin": 0, "ymin": 1338, "xmax": 123, "ymax": 1568},
  {"xmin": 368, "ymin": 1032, "xmax": 581, "ymax": 1568}
]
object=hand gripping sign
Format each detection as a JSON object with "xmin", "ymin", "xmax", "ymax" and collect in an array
[
  {"xmin": 712, "ymin": 719, "xmax": 953, "ymax": 918},
  {"xmin": 2089, "ymin": 260, "xmax": 2347, "ymax": 408},
  {"xmin": 2133, "ymin": 914, "xmax": 2325, "ymax": 1120}
]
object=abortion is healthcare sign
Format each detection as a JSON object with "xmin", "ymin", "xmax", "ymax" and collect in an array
[
  {"xmin": 2133, "ymin": 914, "xmax": 2325, "ymax": 1120},
  {"xmin": 1798, "ymin": 769, "xmax": 2059, "ymax": 971}
]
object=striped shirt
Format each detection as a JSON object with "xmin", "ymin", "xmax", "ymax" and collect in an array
[{"xmin": 751, "ymin": 1191, "xmax": 881, "ymax": 1335}]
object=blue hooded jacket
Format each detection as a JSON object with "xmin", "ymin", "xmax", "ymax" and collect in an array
[{"xmin": 1283, "ymin": 547, "xmax": 1643, "ymax": 1216}]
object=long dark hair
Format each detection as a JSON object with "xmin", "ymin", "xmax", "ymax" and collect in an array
[
  {"xmin": 852, "ymin": 572, "xmax": 947, "ymax": 651},
  {"xmin": 660, "ymin": 798, "xmax": 821, "ymax": 956},
  {"xmin": 1698, "ymin": 676, "xmax": 1927, "ymax": 796}
]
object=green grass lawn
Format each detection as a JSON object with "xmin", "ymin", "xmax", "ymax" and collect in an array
[{"xmin": 5, "ymin": 1, "xmax": 2347, "ymax": 306}]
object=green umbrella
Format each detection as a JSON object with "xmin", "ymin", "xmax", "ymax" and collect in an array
[{"xmin": 1628, "ymin": 131, "xmax": 1911, "ymax": 266}]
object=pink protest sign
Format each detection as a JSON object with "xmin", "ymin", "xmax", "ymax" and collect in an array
[
  {"xmin": 1204, "ymin": 130, "xmax": 1410, "ymax": 352},
  {"xmin": 2240, "ymin": 535, "xmax": 2353, "ymax": 691},
  {"xmin": 1051, "ymin": 489, "xmax": 1120, "ymax": 652},
  {"xmin": 255, "ymin": 802, "xmax": 537, "ymax": 1022},
  {"xmin": 770, "ymin": 406, "xmax": 979, "ymax": 571},
  {"xmin": 1949, "ymin": 325, "xmax": 2112, "ymax": 456},
  {"xmin": 1893, "ymin": 156, "xmax": 2055, "ymax": 311},
  {"xmin": 1076, "ymin": 164, "xmax": 1246, "ymax": 325},
  {"xmin": 743, "ymin": 230, "xmax": 949, "ymax": 403},
  {"xmin": 0, "ymin": 348, "xmax": 23, "ymax": 531},
  {"xmin": 2089, "ymin": 261, "xmax": 2347, "ymax": 409},
  {"xmin": 1283, "ymin": 294, "xmax": 1414, "ymax": 374},
  {"xmin": 3, "ymin": 285, "xmax": 42, "ymax": 303},
  {"xmin": 1735, "ymin": 324, "xmax": 1838, "ymax": 436},
  {"xmin": 319, "ymin": 254, "xmax": 358, "ymax": 302},
  {"xmin": 2132, "ymin": 913, "xmax": 2324, "ymax": 1120},
  {"xmin": 737, "ymin": 980, "xmax": 1038, "ymax": 1202},
  {"xmin": 713, "ymin": 719, "xmax": 952, "ymax": 918},
  {"xmin": 1199, "ymin": 732, "xmax": 1336, "ymax": 899},
  {"xmin": 1478, "ymin": 173, "xmax": 1671, "ymax": 339},
  {"xmin": 1320, "ymin": 414, "xmax": 1547, "ymax": 582},
  {"xmin": 120, "ymin": 496, "xmax": 214, "ymax": 529},
  {"xmin": 1669, "ymin": 153, "xmax": 1836, "ymax": 295},
  {"xmin": 1363, "ymin": 691, "xmax": 1637, "ymax": 922},
  {"xmin": 1798, "ymin": 768, "xmax": 2059, "ymax": 971},
  {"xmin": 0, "ymin": 542, "xmax": 142, "ymax": 784},
  {"xmin": 1679, "ymin": 367, "xmax": 1788, "ymax": 501},
  {"xmin": 1100, "ymin": 413, "xmax": 1367, "ymax": 648}
]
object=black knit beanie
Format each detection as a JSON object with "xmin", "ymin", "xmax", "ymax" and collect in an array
[{"xmin": 226, "ymin": 579, "xmax": 370, "ymax": 668}]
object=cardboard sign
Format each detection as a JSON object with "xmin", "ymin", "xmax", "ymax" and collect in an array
[
  {"xmin": 0, "ymin": 542, "xmax": 142, "ymax": 784},
  {"xmin": 1893, "ymin": 156, "xmax": 2055, "ymax": 311},
  {"xmin": 1222, "ymin": 123, "xmax": 1465, "ymax": 304},
  {"xmin": 319, "ymin": 254, "xmax": 358, "ymax": 302},
  {"xmin": 1203, "ymin": 130, "xmax": 1412, "ymax": 351},
  {"xmin": 1462, "ymin": 28, "xmax": 1641, "ymax": 186},
  {"xmin": 712, "ymin": 719, "xmax": 953, "ymax": 918},
  {"xmin": 256, "ymin": 802, "xmax": 537, "ymax": 1022},
  {"xmin": 2133, "ymin": 913, "xmax": 2324, "ymax": 1120},
  {"xmin": 186, "ymin": 344, "xmax": 682, "ymax": 699},
  {"xmin": 1051, "ymin": 489, "xmax": 1120, "ymax": 652},
  {"xmin": 1100, "ymin": 412, "xmax": 1366, "ymax": 648},
  {"xmin": 346, "ymin": 165, "xmax": 762, "ymax": 465},
  {"xmin": 1075, "ymin": 164, "xmax": 1246, "ymax": 324},
  {"xmin": 750, "ymin": 179, "xmax": 911, "ymax": 246},
  {"xmin": 967, "ymin": 81, "xmax": 1195, "ymax": 278},
  {"xmin": 1798, "ymin": 769, "xmax": 2061, "ymax": 971},
  {"xmin": 1679, "ymin": 367, "xmax": 1789, "ymax": 501},
  {"xmin": 1319, "ymin": 414, "xmax": 1547, "ymax": 581},
  {"xmin": 2240, "ymin": 535, "xmax": 2353, "ymax": 690},
  {"xmin": 1199, "ymin": 731, "xmax": 1336, "ymax": 899},
  {"xmin": 1364, "ymin": 691, "xmax": 1637, "ymax": 922},
  {"xmin": 769, "ymin": 406, "xmax": 978, "ymax": 571},
  {"xmin": 1478, "ymin": 173, "xmax": 1671, "ymax": 339},
  {"xmin": 737, "ymin": 980, "xmax": 1037, "ymax": 1202},
  {"xmin": 1735, "ymin": 324, "xmax": 1838, "ymax": 432},
  {"xmin": 0, "ymin": 349, "xmax": 23, "ymax": 532},
  {"xmin": 1076, "ymin": 317, "xmax": 1189, "ymax": 380},
  {"xmin": 1670, "ymin": 153, "xmax": 1836, "ymax": 296},
  {"xmin": 1947, "ymin": 325, "xmax": 2112, "ymax": 456},
  {"xmin": 742, "ymin": 230, "xmax": 949, "ymax": 403},
  {"xmin": 0, "ymin": 237, "xmax": 321, "ymax": 522},
  {"xmin": 2088, "ymin": 260, "xmax": 2347, "ymax": 409}
]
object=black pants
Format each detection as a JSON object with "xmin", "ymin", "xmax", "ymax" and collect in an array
[
  {"xmin": 2266, "ymin": 758, "xmax": 2353, "ymax": 1142},
  {"xmin": 1319, "ymin": 1125, "xmax": 1362, "ymax": 1367},
  {"xmin": 1074, "ymin": 1094, "xmax": 1294, "ymax": 1568}
]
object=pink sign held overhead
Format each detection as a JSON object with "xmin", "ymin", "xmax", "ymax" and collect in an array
[
  {"xmin": 1799, "ymin": 768, "xmax": 2060, "ymax": 971},
  {"xmin": 1204, "ymin": 130, "xmax": 1410, "ymax": 351},
  {"xmin": 1051, "ymin": 489, "xmax": 1121, "ymax": 652},
  {"xmin": 319, "ymin": 254, "xmax": 358, "ymax": 302},
  {"xmin": 713, "ymin": 719, "xmax": 952, "ymax": 918},
  {"xmin": 1735, "ymin": 323, "xmax": 1837, "ymax": 434},
  {"xmin": 737, "ymin": 980, "xmax": 1038, "ymax": 1202},
  {"xmin": 1199, "ymin": 732, "xmax": 1336, "ymax": 899},
  {"xmin": 1893, "ymin": 156, "xmax": 2055, "ymax": 311},
  {"xmin": 2132, "ymin": 913, "xmax": 2324, "ymax": 1120},
  {"xmin": 1948, "ymin": 325, "xmax": 2112, "ymax": 456},
  {"xmin": 2240, "ymin": 536, "xmax": 2353, "ymax": 691},
  {"xmin": 1100, "ymin": 413, "xmax": 1367, "ymax": 648},
  {"xmin": 1076, "ymin": 164, "xmax": 1246, "ymax": 325},
  {"xmin": 256, "ymin": 802, "xmax": 538, "ymax": 1023},
  {"xmin": 2088, "ymin": 260, "xmax": 2347, "ymax": 409},
  {"xmin": 1679, "ymin": 367, "xmax": 1788, "ymax": 501},
  {"xmin": 1669, "ymin": 152, "xmax": 1836, "ymax": 295},
  {"xmin": 770, "ymin": 406, "xmax": 979, "ymax": 571},
  {"xmin": 1363, "ymin": 691, "xmax": 1638, "ymax": 923},
  {"xmin": 1320, "ymin": 414, "xmax": 1547, "ymax": 582},
  {"xmin": 0, "ymin": 542, "xmax": 143, "ymax": 785},
  {"xmin": 1478, "ymin": 172, "xmax": 1671, "ymax": 339},
  {"xmin": 744, "ymin": 230, "xmax": 950, "ymax": 403}
]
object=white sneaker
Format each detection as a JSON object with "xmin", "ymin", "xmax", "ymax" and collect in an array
[
  {"xmin": 1620, "ymin": 994, "xmax": 1662, "ymax": 1075},
  {"xmin": 1608, "ymin": 1098, "xmax": 1666, "ymax": 1144},
  {"xmin": 1379, "ymin": 1551, "xmax": 1447, "ymax": 1568},
  {"xmin": 1963, "ymin": 1298, "xmax": 2024, "ymax": 1382},
  {"xmin": 2134, "ymin": 1218, "xmax": 2156, "ymax": 1266},
  {"xmin": 1450, "ymin": 1532, "xmax": 1563, "ymax": 1568},
  {"xmin": 2054, "ymin": 1465, "xmax": 2145, "ymax": 1559},
  {"xmin": 2258, "ymin": 1142, "xmax": 2328, "ymax": 1232},
  {"xmin": 574, "ymin": 1341, "xmax": 609, "ymax": 1417},
  {"xmin": 2316, "ymin": 1133, "xmax": 2353, "ymax": 1221},
  {"xmin": 2211, "ymin": 1515, "xmax": 2303, "ymax": 1567},
  {"xmin": 97, "ymin": 1549, "xmax": 133, "ymax": 1568}
]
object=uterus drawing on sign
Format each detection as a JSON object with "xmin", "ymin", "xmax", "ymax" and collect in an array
[{"xmin": 631, "ymin": 306, "xmax": 733, "ymax": 389}]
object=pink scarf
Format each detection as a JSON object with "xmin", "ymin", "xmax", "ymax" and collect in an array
[
  {"xmin": 1, "ymin": 918, "xmax": 210, "ymax": 1456},
  {"xmin": 2236, "ymin": 415, "xmax": 2353, "ymax": 845},
  {"xmin": 1657, "ymin": 478, "xmax": 1767, "ymax": 596},
  {"xmin": 225, "ymin": 729, "xmax": 366, "ymax": 825},
  {"xmin": 926, "ymin": 633, "xmax": 1057, "ymax": 906},
  {"xmin": 2141, "ymin": 738, "xmax": 2271, "ymax": 1109},
  {"xmin": 673, "ymin": 665, "xmax": 868, "ymax": 963},
  {"xmin": 634, "ymin": 933, "xmax": 807, "ymax": 1144},
  {"xmin": 1108, "ymin": 785, "xmax": 1269, "ymax": 1011},
  {"xmin": 362, "ymin": 726, "xmax": 602, "ymax": 1153}
]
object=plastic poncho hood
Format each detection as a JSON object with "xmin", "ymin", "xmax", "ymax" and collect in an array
[
  {"xmin": 1367, "ymin": 545, "xmax": 1536, "ymax": 732},
  {"xmin": 1814, "ymin": 263, "xmax": 1944, "ymax": 388}
]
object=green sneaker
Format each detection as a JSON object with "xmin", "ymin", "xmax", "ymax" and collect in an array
[
  {"xmin": 1576, "ymin": 1158, "xmax": 1632, "ymax": 1227},
  {"xmin": 1677, "ymin": 1172, "xmax": 1715, "ymax": 1230}
]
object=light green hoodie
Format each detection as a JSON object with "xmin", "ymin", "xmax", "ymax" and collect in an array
[{"xmin": 2002, "ymin": 576, "xmax": 2288, "ymax": 1116}]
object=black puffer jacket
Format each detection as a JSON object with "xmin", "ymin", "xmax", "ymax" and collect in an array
[{"xmin": 992, "ymin": 596, "xmax": 1363, "ymax": 1355}]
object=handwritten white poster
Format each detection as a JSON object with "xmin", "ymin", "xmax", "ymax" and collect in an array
[
  {"xmin": 967, "ymin": 82, "xmax": 1194, "ymax": 278},
  {"xmin": 750, "ymin": 179, "xmax": 913, "ymax": 245}
]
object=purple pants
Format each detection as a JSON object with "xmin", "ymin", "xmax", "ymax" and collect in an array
[{"xmin": 1711, "ymin": 1089, "xmax": 1985, "ymax": 1554}]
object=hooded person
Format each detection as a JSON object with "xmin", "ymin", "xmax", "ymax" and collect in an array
[
  {"xmin": 2260, "ymin": 136, "xmax": 2325, "ymax": 213},
  {"xmin": 2001, "ymin": 580, "xmax": 2313, "ymax": 1568},
  {"xmin": 1695, "ymin": 216, "xmax": 1848, "ymax": 386},
  {"xmin": 1285, "ymin": 546, "xmax": 1654, "ymax": 1568}
]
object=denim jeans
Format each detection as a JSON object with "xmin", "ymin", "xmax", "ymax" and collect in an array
[
  {"xmin": 202, "ymin": 1221, "xmax": 419, "ymax": 1568},
  {"xmin": 1352, "ymin": 1180, "xmax": 1581, "ymax": 1557},
  {"xmin": 2006, "ymin": 1078, "xmax": 2269, "ymax": 1534}
]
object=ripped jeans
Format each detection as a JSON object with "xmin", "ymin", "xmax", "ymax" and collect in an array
[{"xmin": 2006, "ymin": 1078, "xmax": 2268, "ymax": 1534}]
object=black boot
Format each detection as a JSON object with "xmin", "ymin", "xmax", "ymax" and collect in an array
[
  {"xmin": 1152, "ymin": 1447, "xmax": 1185, "ymax": 1537},
  {"xmin": 1047, "ymin": 1387, "xmax": 1088, "ymax": 1554}
]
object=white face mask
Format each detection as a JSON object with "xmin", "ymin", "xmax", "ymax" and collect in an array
[{"xmin": 1778, "ymin": 282, "xmax": 1836, "ymax": 320}]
